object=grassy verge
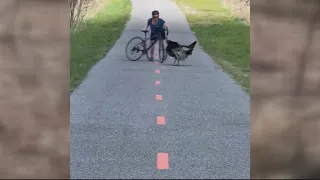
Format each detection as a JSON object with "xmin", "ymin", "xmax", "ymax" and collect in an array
[
  {"xmin": 174, "ymin": 0, "xmax": 250, "ymax": 92},
  {"xmin": 70, "ymin": 0, "xmax": 131, "ymax": 91}
]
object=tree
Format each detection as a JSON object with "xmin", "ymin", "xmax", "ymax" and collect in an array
[
  {"xmin": 251, "ymin": 0, "xmax": 320, "ymax": 178},
  {"xmin": 0, "ymin": 0, "xmax": 69, "ymax": 178},
  {"xmin": 70, "ymin": 0, "xmax": 99, "ymax": 28}
]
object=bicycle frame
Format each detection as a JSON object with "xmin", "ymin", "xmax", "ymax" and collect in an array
[
  {"xmin": 141, "ymin": 33, "xmax": 163, "ymax": 54},
  {"xmin": 127, "ymin": 28, "xmax": 168, "ymax": 59},
  {"xmin": 129, "ymin": 34, "xmax": 161, "ymax": 55},
  {"xmin": 125, "ymin": 27, "xmax": 168, "ymax": 61}
]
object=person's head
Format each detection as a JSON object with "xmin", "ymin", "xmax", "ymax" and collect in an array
[{"xmin": 152, "ymin": 10, "xmax": 159, "ymax": 19}]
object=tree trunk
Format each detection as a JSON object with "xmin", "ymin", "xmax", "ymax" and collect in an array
[
  {"xmin": 251, "ymin": 0, "xmax": 320, "ymax": 179},
  {"xmin": 0, "ymin": 0, "xmax": 70, "ymax": 178}
]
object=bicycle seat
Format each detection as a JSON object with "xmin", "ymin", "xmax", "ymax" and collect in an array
[{"xmin": 141, "ymin": 29, "xmax": 149, "ymax": 33}]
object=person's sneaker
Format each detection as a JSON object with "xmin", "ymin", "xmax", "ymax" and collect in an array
[{"xmin": 148, "ymin": 57, "xmax": 154, "ymax": 61}]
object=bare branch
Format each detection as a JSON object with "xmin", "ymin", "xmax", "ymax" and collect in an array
[
  {"xmin": 70, "ymin": 0, "xmax": 99, "ymax": 29},
  {"xmin": 232, "ymin": 0, "xmax": 250, "ymax": 12}
]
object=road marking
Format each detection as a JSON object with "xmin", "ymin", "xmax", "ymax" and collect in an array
[
  {"xmin": 157, "ymin": 116, "xmax": 166, "ymax": 125},
  {"xmin": 156, "ymin": 95, "xmax": 163, "ymax": 101},
  {"xmin": 155, "ymin": 80, "xmax": 161, "ymax": 85},
  {"xmin": 157, "ymin": 153, "xmax": 169, "ymax": 169},
  {"xmin": 155, "ymin": 61, "xmax": 158, "ymax": 64},
  {"xmin": 155, "ymin": 69, "xmax": 160, "ymax": 73}
]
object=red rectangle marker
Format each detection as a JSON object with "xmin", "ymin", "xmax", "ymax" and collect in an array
[
  {"xmin": 155, "ymin": 80, "xmax": 161, "ymax": 85},
  {"xmin": 156, "ymin": 95, "xmax": 162, "ymax": 101},
  {"xmin": 157, "ymin": 116, "xmax": 165, "ymax": 125},
  {"xmin": 157, "ymin": 153, "xmax": 169, "ymax": 169},
  {"xmin": 155, "ymin": 69, "xmax": 160, "ymax": 73}
]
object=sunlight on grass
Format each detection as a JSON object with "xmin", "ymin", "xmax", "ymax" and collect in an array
[
  {"xmin": 70, "ymin": 0, "xmax": 131, "ymax": 91},
  {"xmin": 174, "ymin": 0, "xmax": 250, "ymax": 92}
]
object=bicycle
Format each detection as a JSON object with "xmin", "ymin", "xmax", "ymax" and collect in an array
[{"xmin": 125, "ymin": 27, "xmax": 168, "ymax": 62}]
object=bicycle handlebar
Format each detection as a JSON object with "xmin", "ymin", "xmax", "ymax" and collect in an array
[
  {"xmin": 164, "ymin": 26, "xmax": 169, "ymax": 36},
  {"xmin": 141, "ymin": 26, "xmax": 169, "ymax": 37}
]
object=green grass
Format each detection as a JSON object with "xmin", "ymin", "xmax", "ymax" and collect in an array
[
  {"xmin": 70, "ymin": 0, "xmax": 131, "ymax": 91},
  {"xmin": 174, "ymin": 0, "xmax": 250, "ymax": 92}
]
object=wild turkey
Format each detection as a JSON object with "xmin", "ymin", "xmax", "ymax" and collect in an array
[{"xmin": 165, "ymin": 40, "xmax": 197, "ymax": 66}]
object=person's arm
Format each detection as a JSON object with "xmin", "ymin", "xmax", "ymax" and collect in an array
[
  {"xmin": 163, "ymin": 22, "xmax": 168, "ymax": 29},
  {"xmin": 144, "ymin": 19, "xmax": 151, "ymax": 30},
  {"xmin": 163, "ymin": 20, "xmax": 168, "ymax": 39},
  {"xmin": 162, "ymin": 19, "xmax": 168, "ymax": 29}
]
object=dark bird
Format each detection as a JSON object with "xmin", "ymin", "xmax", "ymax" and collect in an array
[{"xmin": 165, "ymin": 40, "xmax": 197, "ymax": 66}]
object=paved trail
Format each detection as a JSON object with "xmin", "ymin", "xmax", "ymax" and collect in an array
[{"xmin": 70, "ymin": 0, "xmax": 250, "ymax": 178}]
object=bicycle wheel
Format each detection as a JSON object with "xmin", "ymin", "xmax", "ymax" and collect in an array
[
  {"xmin": 125, "ymin": 36, "xmax": 146, "ymax": 61},
  {"xmin": 159, "ymin": 39, "xmax": 167, "ymax": 63},
  {"xmin": 145, "ymin": 41, "xmax": 149, "ymax": 60},
  {"xmin": 158, "ymin": 40, "xmax": 163, "ymax": 62}
]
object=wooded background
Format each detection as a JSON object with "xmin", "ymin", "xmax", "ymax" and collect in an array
[
  {"xmin": 223, "ymin": 0, "xmax": 250, "ymax": 22},
  {"xmin": 1, "ymin": 0, "xmax": 320, "ymax": 178},
  {"xmin": 0, "ymin": 0, "xmax": 103, "ymax": 178},
  {"xmin": 0, "ymin": 0, "xmax": 69, "ymax": 178},
  {"xmin": 70, "ymin": 0, "xmax": 101, "ymax": 29},
  {"xmin": 251, "ymin": 0, "xmax": 320, "ymax": 178}
]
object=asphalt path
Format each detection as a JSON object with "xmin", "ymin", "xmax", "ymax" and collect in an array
[{"xmin": 70, "ymin": 0, "xmax": 250, "ymax": 178}]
